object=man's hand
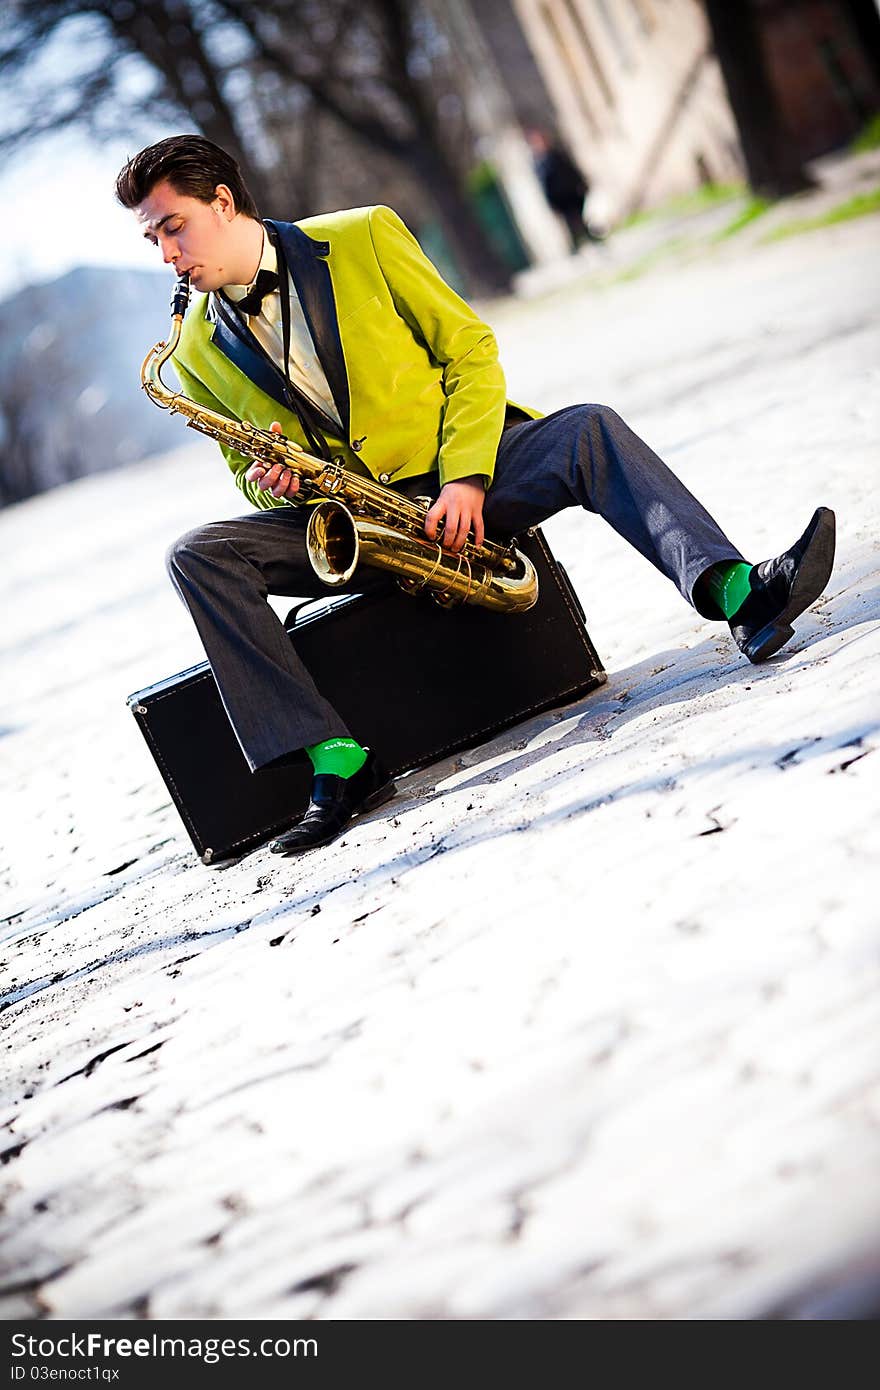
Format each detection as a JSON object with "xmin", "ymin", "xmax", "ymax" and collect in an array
[
  {"xmin": 245, "ymin": 421, "xmax": 301, "ymax": 500},
  {"xmin": 425, "ymin": 476, "xmax": 486, "ymax": 553}
]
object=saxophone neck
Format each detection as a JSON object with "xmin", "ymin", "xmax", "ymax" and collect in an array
[{"xmin": 141, "ymin": 274, "xmax": 190, "ymax": 406}]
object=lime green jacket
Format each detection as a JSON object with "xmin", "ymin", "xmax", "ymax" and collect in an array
[{"xmin": 171, "ymin": 204, "xmax": 539, "ymax": 511}]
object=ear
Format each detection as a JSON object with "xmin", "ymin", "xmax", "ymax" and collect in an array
[{"xmin": 212, "ymin": 184, "xmax": 237, "ymax": 221}]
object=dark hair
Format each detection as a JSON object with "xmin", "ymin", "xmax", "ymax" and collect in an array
[{"xmin": 115, "ymin": 134, "xmax": 259, "ymax": 217}]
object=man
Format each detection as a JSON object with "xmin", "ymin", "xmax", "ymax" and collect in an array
[
  {"xmin": 117, "ymin": 135, "xmax": 836, "ymax": 855},
  {"xmin": 525, "ymin": 126, "xmax": 601, "ymax": 251}
]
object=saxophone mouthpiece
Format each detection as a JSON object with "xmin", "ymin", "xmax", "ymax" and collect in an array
[{"xmin": 171, "ymin": 273, "xmax": 191, "ymax": 318}]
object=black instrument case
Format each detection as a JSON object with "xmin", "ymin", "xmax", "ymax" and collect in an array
[{"xmin": 128, "ymin": 529, "xmax": 606, "ymax": 863}]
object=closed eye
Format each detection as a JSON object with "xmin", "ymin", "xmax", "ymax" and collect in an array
[{"xmin": 142, "ymin": 219, "xmax": 182, "ymax": 244}]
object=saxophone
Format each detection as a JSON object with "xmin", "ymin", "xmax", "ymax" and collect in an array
[{"xmin": 141, "ymin": 275, "xmax": 539, "ymax": 614}]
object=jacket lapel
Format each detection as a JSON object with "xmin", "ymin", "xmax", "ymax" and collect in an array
[
  {"xmin": 267, "ymin": 218, "xmax": 351, "ymax": 439},
  {"xmin": 205, "ymin": 293, "xmax": 291, "ymax": 416}
]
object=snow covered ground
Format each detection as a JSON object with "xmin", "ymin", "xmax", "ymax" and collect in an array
[{"xmin": 2, "ymin": 207, "xmax": 878, "ymax": 1320}]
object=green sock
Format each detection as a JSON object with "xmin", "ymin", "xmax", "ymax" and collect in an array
[
  {"xmin": 705, "ymin": 560, "xmax": 754, "ymax": 619},
  {"xmin": 306, "ymin": 737, "xmax": 368, "ymax": 778}
]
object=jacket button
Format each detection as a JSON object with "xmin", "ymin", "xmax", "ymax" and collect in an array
[{"xmin": 379, "ymin": 472, "xmax": 390, "ymax": 484}]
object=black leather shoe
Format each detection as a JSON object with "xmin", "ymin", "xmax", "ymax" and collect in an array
[
  {"xmin": 269, "ymin": 749, "xmax": 396, "ymax": 854},
  {"xmin": 730, "ymin": 507, "xmax": 836, "ymax": 663}
]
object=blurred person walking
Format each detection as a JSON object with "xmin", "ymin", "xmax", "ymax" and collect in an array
[{"xmin": 525, "ymin": 127, "xmax": 604, "ymax": 250}]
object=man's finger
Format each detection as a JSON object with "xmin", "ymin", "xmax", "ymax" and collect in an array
[
  {"xmin": 442, "ymin": 505, "xmax": 461, "ymax": 549},
  {"xmin": 258, "ymin": 463, "xmax": 283, "ymax": 490},
  {"xmin": 443, "ymin": 511, "xmax": 462, "ymax": 550},
  {"xmin": 448, "ymin": 513, "xmax": 471, "ymax": 553},
  {"xmin": 425, "ymin": 501, "xmax": 444, "ymax": 541},
  {"xmin": 271, "ymin": 467, "xmax": 292, "ymax": 498}
]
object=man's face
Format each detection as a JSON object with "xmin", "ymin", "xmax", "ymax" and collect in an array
[{"xmin": 135, "ymin": 179, "xmax": 235, "ymax": 291}]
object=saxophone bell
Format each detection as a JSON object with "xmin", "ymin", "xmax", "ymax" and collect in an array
[
  {"xmin": 306, "ymin": 500, "xmax": 360, "ymax": 586},
  {"xmin": 306, "ymin": 499, "xmax": 538, "ymax": 613}
]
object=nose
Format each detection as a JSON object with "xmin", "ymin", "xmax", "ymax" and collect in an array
[{"xmin": 161, "ymin": 238, "xmax": 179, "ymax": 266}]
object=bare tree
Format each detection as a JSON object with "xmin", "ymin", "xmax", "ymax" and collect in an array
[
  {"xmin": 222, "ymin": 0, "xmax": 511, "ymax": 288},
  {"xmin": 703, "ymin": 0, "xmax": 814, "ymax": 197},
  {"xmin": 0, "ymin": 320, "xmax": 77, "ymax": 504},
  {"xmin": 0, "ymin": 0, "xmax": 511, "ymax": 292},
  {"xmin": 0, "ymin": 377, "xmax": 41, "ymax": 505}
]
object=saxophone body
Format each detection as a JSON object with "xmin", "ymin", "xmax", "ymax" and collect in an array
[{"xmin": 141, "ymin": 276, "xmax": 539, "ymax": 614}]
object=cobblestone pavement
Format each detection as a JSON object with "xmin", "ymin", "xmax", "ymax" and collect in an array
[{"xmin": 1, "ymin": 202, "xmax": 878, "ymax": 1320}]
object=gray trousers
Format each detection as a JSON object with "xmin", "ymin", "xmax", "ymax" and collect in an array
[{"xmin": 167, "ymin": 403, "xmax": 745, "ymax": 770}]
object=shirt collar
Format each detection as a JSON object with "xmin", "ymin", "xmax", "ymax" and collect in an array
[{"xmin": 223, "ymin": 228, "xmax": 279, "ymax": 302}]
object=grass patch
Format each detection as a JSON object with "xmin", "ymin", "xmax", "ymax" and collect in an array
[
  {"xmin": 851, "ymin": 114, "xmax": 880, "ymax": 153},
  {"xmin": 618, "ymin": 182, "xmax": 745, "ymax": 230},
  {"xmin": 761, "ymin": 186, "xmax": 880, "ymax": 242},
  {"xmin": 714, "ymin": 196, "xmax": 773, "ymax": 240}
]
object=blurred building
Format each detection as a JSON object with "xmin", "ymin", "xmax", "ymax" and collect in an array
[
  {"xmin": 464, "ymin": 0, "xmax": 745, "ymax": 224},
  {"xmin": 459, "ymin": 1, "xmax": 880, "ymax": 234}
]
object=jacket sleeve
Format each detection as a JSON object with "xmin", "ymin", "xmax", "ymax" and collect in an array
[
  {"xmin": 367, "ymin": 205, "xmax": 506, "ymax": 488},
  {"xmin": 170, "ymin": 357, "xmax": 285, "ymax": 512}
]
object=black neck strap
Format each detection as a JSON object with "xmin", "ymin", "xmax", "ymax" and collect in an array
[{"xmin": 263, "ymin": 221, "xmax": 333, "ymax": 462}]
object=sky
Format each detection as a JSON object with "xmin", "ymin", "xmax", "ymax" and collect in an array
[
  {"xmin": 0, "ymin": 130, "xmax": 168, "ymax": 301},
  {"xmin": 0, "ymin": 9, "xmax": 174, "ymax": 302}
]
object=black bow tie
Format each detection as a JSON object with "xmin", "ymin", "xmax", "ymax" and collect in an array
[{"xmin": 235, "ymin": 268, "xmax": 280, "ymax": 317}]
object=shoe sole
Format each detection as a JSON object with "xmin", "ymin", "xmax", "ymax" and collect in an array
[
  {"xmin": 743, "ymin": 508, "xmax": 836, "ymax": 664},
  {"xmin": 269, "ymin": 780, "xmax": 398, "ymax": 856}
]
